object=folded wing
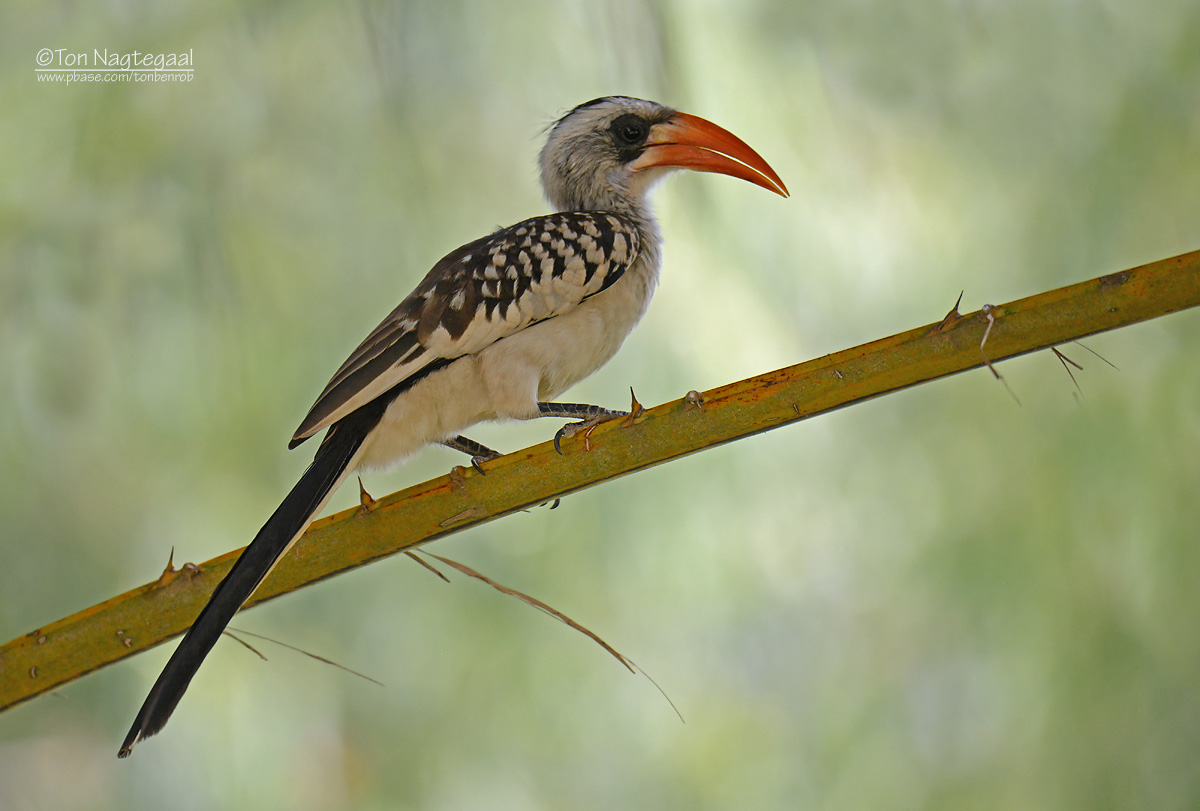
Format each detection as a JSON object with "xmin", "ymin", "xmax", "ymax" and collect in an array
[{"xmin": 289, "ymin": 211, "xmax": 641, "ymax": 447}]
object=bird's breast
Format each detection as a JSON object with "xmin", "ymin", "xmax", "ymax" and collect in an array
[
  {"xmin": 533, "ymin": 252, "xmax": 660, "ymax": 399},
  {"xmin": 472, "ymin": 250, "xmax": 660, "ymax": 416}
]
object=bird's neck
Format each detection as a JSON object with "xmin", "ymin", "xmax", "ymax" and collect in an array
[
  {"xmin": 553, "ymin": 190, "xmax": 658, "ymax": 248},
  {"xmin": 547, "ymin": 168, "xmax": 654, "ymax": 219},
  {"xmin": 572, "ymin": 199, "xmax": 660, "ymax": 286}
]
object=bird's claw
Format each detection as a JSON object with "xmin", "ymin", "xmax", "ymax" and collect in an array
[
  {"xmin": 553, "ymin": 410, "xmax": 628, "ymax": 454},
  {"xmin": 470, "ymin": 451, "xmax": 501, "ymax": 476},
  {"xmin": 552, "ymin": 424, "xmax": 573, "ymax": 454}
]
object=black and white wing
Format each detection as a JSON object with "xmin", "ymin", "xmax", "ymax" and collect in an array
[{"xmin": 289, "ymin": 211, "xmax": 641, "ymax": 447}]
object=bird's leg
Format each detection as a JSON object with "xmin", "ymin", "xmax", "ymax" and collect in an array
[
  {"xmin": 538, "ymin": 401, "xmax": 629, "ymax": 454},
  {"xmin": 441, "ymin": 435, "xmax": 503, "ymax": 474}
]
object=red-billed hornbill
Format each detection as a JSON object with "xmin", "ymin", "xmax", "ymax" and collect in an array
[{"xmin": 118, "ymin": 96, "xmax": 787, "ymax": 757}]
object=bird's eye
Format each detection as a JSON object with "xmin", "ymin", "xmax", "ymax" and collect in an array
[{"xmin": 610, "ymin": 114, "xmax": 650, "ymax": 148}]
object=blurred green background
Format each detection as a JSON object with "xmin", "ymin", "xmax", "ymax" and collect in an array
[{"xmin": 3, "ymin": 1, "xmax": 1200, "ymax": 808}]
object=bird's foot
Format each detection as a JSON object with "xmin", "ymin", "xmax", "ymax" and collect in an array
[
  {"xmin": 442, "ymin": 435, "xmax": 503, "ymax": 475},
  {"xmin": 541, "ymin": 390, "xmax": 645, "ymax": 453},
  {"xmin": 553, "ymin": 414, "xmax": 623, "ymax": 453},
  {"xmin": 540, "ymin": 404, "xmax": 624, "ymax": 454}
]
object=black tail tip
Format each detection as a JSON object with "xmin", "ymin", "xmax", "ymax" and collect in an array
[{"xmin": 117, "ymin": 729, "xmax": 144, "ymax": 759}]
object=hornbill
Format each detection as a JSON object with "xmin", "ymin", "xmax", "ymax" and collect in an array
[{"xmin": 118, "ymin": 96, "xmax": 787, "ymax": 757}]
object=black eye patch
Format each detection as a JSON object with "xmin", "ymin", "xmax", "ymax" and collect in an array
[{"xmin": 610, "ymin": 114, "xmax": 650, "ymax": 148}]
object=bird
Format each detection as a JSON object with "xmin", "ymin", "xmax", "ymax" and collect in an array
[{"xmin": 118, "ymin": 95, "xmax": 787, "ymax": 757}]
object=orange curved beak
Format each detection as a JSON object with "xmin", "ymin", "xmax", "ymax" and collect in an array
[{"xmin": 630, "ymin": 111, "xmax": 789, "ymax": 198}]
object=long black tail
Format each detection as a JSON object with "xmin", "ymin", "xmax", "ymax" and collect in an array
[{"xmin": 118, "ymin": 417, "xmax": 373, "ymax": 757}]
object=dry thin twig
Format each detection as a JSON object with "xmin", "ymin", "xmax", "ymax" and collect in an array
[
  {"xmin": 405, "ymin": 550, "xmax": 450, "ymax": 583},
  {"xmin": 224, "ymin": 627, "xmax": 384, "ymax": 686},
  {"xmin": 1073, "ymin": 340, "xmax": 1120, "ymax": 370},
  {"xmin": 1051, "ymin": 347, "xmax": 1085, "ymax": 396},
  {"xmin": 221, "ymin": 630, "xmax": 268, "ymax": 661},
  {"xmin": 415, "ymin": 552, "xmax": 634, "ymax": 671},
  {"xmin": 980, "ymin": 304, "xmax": 1022, "ymax": 405},
  {"xmin": 413, "ymin": 551, "xmax": 684, "ymax": 722}
]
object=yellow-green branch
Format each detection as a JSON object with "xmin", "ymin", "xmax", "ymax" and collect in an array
[{"xmin": 2, "ymin": 249, "xmax": 1198, "ymax": 712}]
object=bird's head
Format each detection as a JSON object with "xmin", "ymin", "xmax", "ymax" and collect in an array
[{"xmin": 539, "ymin": 96, "xmax": 788, "ymax": 214}]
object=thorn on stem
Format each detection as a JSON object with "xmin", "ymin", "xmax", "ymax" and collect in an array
[
  {"xmin": 933, "ymin": 291, "xmax": 965, "ymax": 333},
  {"xmin": 358, "ymin": 477, "xmax": 378, "ymax": 511},
  {"xmin": 448, "ymin": 466, "xmax": 469, "ymax": 491},
  {"xmin": 623, "ymin": 387, "xmax": 645, "ymax": 426}
]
